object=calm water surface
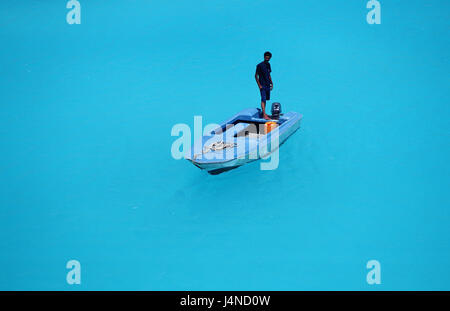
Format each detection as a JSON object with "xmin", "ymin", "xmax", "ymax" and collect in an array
[{"xmin": 0, "ymin": 1, "xmax": 449, "ymax": 290}]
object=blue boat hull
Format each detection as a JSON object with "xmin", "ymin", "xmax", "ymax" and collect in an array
[{"xmin": 185, "ymin": 108, "xmax": 302, "ymax": 174}]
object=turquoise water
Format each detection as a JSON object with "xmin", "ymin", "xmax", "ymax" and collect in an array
[{"xmin": 0, "ymin": 1, "xmax": 449, "ymax": 290}]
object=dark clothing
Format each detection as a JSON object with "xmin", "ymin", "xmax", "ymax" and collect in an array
[
  {"xmin": 260, "ymin": 86, "xmax": 270, "ymax": 102},
  {"xmin": 256, "ymin": 61, "xmax": 272, "ymax": 87}
]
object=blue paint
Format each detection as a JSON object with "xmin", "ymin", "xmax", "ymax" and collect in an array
[{"xmin": 185, "ymin": 107, "xmax": 301, "ymax": 173}]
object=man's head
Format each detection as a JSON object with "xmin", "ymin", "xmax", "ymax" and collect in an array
[{"xmin": 264, "ymin": 51, "xmax": 272, "ymax": 62}]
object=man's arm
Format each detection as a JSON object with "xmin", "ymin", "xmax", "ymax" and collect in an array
[
  {"xmin": 268, "ymin": 64, "xmax": 273, "ymax": 90},
  {"xmin": 255, "ymin": 71, "xmax": 262, "ymax": 89}
]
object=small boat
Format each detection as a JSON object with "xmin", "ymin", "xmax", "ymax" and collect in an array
[{"xmin": 185, "ymin": 107, "xmax": 302, "ymax": 175}]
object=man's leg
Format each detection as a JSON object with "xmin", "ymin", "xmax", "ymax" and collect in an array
[
  {"xmin": 261, "ymin": 101, "xmax": 270, "ymax": 119},
  {"xmin": 264, "ymin": 88, "xmax": 271, "ymax": 119},
  {"xmin": 260, "ymin": 88, "xmax": 270, "ymax": 119}
]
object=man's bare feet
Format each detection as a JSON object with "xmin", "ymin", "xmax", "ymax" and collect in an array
[{"xmin": 263, "ymin": 114, "xmax": 271, "ymax": 120}]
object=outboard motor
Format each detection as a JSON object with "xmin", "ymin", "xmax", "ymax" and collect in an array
[{"xmin": 271, "ymin": 102, "xmax": 281, "ymax": 119}]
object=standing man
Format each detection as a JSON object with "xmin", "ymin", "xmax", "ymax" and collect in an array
[{"xmin": 255, "ymin": 51, "xmax": 273, "ymax": 120}]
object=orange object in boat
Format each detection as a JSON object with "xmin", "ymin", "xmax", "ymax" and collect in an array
[{"xmin": 264, "ymin": 121, "xmax": 278, "ymax": 134}]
